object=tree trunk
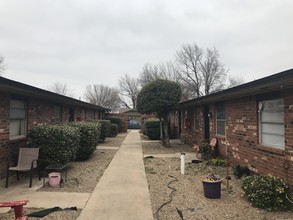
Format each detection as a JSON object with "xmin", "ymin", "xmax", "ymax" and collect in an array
[
  {"xmin": 159, "ymin": 117, "xmax": 164, "ymax": 144},
  {"xmin": 162, "ymin": 115, "xmax": 170, "ymax": 148}
]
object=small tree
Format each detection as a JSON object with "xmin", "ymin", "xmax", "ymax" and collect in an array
[{"xmin": 137, "ymin": 79, "xmax": 181, "ymax": 147}]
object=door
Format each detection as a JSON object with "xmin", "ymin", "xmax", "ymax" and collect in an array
[{"xmin": 69, "ymin": 107, "xmax": 75, "ymax": 122}]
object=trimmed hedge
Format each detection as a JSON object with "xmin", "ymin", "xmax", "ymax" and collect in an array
[
  {"xmin": 28, "ymin": 124, "xmax": 79, "ymax": 168},
  {"xmin": 109, "ymin": 123, "xmax": 118, "ymax": 137},
  {"xmin": 97, "ymin": 120, "xmax": 111, "ymax": 142},
  {"xmin": 104, "ymin": 117, "xmax": 122, "ymax": 132},
  {"xmin": 144, "ymin": 120, "xmax": 160, "ymax": 140},
  {"xmin": 69, "ymin": 122, "xmax": 101, "ymax": 161}
]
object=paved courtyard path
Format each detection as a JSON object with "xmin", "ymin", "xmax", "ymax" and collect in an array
[{"xmin": 77, "ymin": 130, "xmax": 153, "ymax": 220}]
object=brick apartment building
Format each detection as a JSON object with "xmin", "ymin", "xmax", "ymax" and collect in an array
[
  {"xmin": 0, "ymin": 77, "xmax": 109, "ymax": 180},
  {"xmin": 170, "ymin": 68, "xmax": 293, "ymax": 184}
]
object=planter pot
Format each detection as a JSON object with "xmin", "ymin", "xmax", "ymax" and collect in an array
[
  {"xmin": 202, "ymin": 180, "xmax": 221, "ymax": 199},
  {"xmin": 48, "ymin": 172, "xmax": 61, "ymax": 187}
]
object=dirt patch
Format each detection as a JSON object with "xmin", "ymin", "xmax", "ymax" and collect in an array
[{"xmin": 142, "ymin": 140, "xmax": 293, "ymax": 220}]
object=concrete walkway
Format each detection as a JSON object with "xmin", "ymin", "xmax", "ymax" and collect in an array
[
  {"xmin": 0, "ymin": 179, "xmax": 90, "ymax": 211},
  {"xmin": 0, "ymin": 130, "xmax": 153, "ymax": 219},
  {"xmin": 77, "ymin": 130, "xmax": 153, "ymax": 220}
]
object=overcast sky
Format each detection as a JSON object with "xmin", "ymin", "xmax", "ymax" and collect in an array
[{"xmin": 0, "ymin": 0, "xmax": 292, "ymax": 99}]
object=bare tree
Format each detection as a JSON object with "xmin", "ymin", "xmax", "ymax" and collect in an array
[
  {"xmin": 139, "ymin": 63, "xmax": 160, "ymax": 86},
  {"xmin": 47, "ymin": 82, "xmax": 73, "ymax": 96},
  {"xmin": 175, "ymin": 43, "xmax": 228, "ymax": 97},
  {"xmin": 139, "ymin": 61, "xmax": 195, "ymax": 101},
  {"xmin": 175, "ymin": 43, "xmax": 203, "ymax": 97},
  {"xmin": 0, "ymin": 55, "xmax": 6, "ymax": 75},
  {"xmin": 139, "ymin": 61, "xmax": 182, "ymax": 86},
  {"xmin": 200, "ymin": 47, "xmax": 227, "ymax": 94},
  {"xmin": 119, "ymin": 74, "xmax": 140, "ymax": 109},
  {"xmin": 84, "ymin": 84, "xmax": 121, "ymax": 111},
  {"xmin": 227, "ymin": 75, "xmax": 245, "ymax": 88}
]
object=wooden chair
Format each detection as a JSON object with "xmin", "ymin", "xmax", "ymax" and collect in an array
[
  {"xmin": 6, "ymin": 148, "xmax": 40, "ymax": 188},
  {"xmin": 0, "ymin": 200, "xmax": 29, "ymax": 220}
]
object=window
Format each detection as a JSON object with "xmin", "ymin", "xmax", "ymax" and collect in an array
[
  {"xmin": 53, "ymin": 106, "xmax": 61, "ymax": 123},
  {"xmin": 216, "ymin": 103, "xmax": 225, "ymax": 136},
  {"xmin": 9, "ymin": 99, "xmax": 26, "ymax": 139},
  {"xmin": 259, "ymin": 98, "xmax": 284, "ymax": 149},
  {"xmin": 194, "ymin": 108, "xmax": 199, "ymax": 130}
]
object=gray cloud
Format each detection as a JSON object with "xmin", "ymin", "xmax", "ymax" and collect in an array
[{"xmin": 0, "ymin": 0, "xmax": 292, "ymax": 98}]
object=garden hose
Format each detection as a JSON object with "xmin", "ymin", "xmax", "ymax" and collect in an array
[
  {"xmin": 155, "ymin": 174, "xmax": 183, "ymax": 220},
  {"xmin": 286, "ymin": 193, "xmax": 293, "ymax": 204}
]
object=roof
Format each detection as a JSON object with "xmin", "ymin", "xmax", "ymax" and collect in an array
[
  {"xmin": 0, "ymin": 76, "xmax": 110, "ymax": 111},
  {"xmin": 179, "ymin": 68, "xmax": 293, "ymax": 108}
]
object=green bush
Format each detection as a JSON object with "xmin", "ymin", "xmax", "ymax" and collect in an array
[
  {"xmin": 28, "ymin": 124, "xmax": 79, "ymax": 168},
  {"xmin": 109, "ymin": 123, "xmax": 118, "ymax": 137},
  {"xmin": 198, "ymin": 142, "xmax": 213, "ymax": 160},
  {"xmin": 209, "ymin": 158, "xmax": 226, "ymax": 166},
  {"xmin": 241, "ymin": 175, "xmax": 290, "ymax": 211},
  {"xmin": 97, "ymin": 120, "xmax": 111, "ymax": 142},
  {"xmin": 144, "ymin": 120, "xmax": 160, "ymax": 140},
  {"xmin": 104, "ymin": 117, "xmax": 122, "ymax": 132},
  {"xmin": 69, "ymin": 122, "xmax": 101, "ymax": 161},
  {"xmin": 233, "ymin": 165, "xmax": 251, "ymax": 178}
]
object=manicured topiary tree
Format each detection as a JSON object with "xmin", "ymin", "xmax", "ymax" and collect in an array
[{"xmin": 137, "ymin": 79, "xmax": 181, "ymax": 147}]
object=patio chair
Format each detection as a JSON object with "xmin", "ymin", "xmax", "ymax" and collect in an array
[
  {"xmin": 0, "ymin": 200, "xmax": 29, "ymax": 220},
  {"xmin": 6, "ymin": 148, "xmax": 40, "ymax": 188}
]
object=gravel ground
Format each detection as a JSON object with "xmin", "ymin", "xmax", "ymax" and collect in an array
[
  {"xmin": 2, "ymin": 133, "xmax": 292, "ymax": 220},
  {"xmin": 142, "ymin": 139, "xmax": 293, "ymax": 220},
  {"xmin": 0, "ymin": 132, "xmax": 127, "ymax": 220}
]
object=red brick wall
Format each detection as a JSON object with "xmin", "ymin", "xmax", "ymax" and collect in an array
[
  {"xmin": 179, "ymin": 89, "xmax": 293, "ymax": 185},
  {"xmin": 0, "ymin": 92, "xmax": 106, "ymax": 180},
  {"xmin": 175, "ymin": 107, "xmax": 206, "ymax": 144},
  {"xmin": 0, "ymin": 92, "xmax": 11, "ymax": 179}
]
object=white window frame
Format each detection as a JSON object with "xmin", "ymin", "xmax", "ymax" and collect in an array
[
  {"xmin": 216, "ymin": 103, "xmax": 225, "ymax": 136},
  {"xmin": 259, "ymin": 98, "xmax": 284, "ymax": 149},
  {"xmin": 9, "ymin": 99, "xmax": 27, "ymax": 140},
  {"xmin": 53, "ymin": 105, "xmax": 61, "ymax": 123},
  {"xmin": 194, "ymin": 108, "xmax": 199, "ymax": 130}
]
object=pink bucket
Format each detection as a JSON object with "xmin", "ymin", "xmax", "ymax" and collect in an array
[{"xmin": 48, "ymin": 172, "xmax": 61, "ymax": 187}]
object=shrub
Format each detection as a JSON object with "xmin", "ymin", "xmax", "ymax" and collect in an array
[
  {"xmin": 109, "ymin": 123, "xmax": 118, "ymax": 137},
  {"xmin": 144, "ymin": 120, "xmax": 160, "ymax": 140},
  {"xmin": 198, "ymin": 142, "xmax": 213, "ymax": 160},
  {"xmin": 104, "ymin": 117, "xmax": 123, "ymax": 132},
  {"xmin": 209, "ymin": 158, "xmax": 226, "ymax": 167},
  {"xmin": 69, "ymin": 122, "xmax": 101, "ymax": 161},
  {"xmin": 28, "ymin": 124, "xmax": 79, "ymax": 168},
  {"xmin": 233, "ymin": 165, "xmax": 251, "ymax": 179},
  {"xmin": 97, "ymin": 120, "xmax": 111, "ymax": 142},
  {"xmin": 241, "ymin": 175, "xmax": 290, "ymax": 211}
]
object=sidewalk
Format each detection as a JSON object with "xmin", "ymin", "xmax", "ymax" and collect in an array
[
  {"xmin": 0, "ymin": 130, "xmax": 154, "ymax": 220},
  {"xmin": 77, "ymin": 130, "xmax": 153, "ymax": 220},
  {"xmin": 0, "ymin": 177, "xmax": 90, "ymax": 211}
]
